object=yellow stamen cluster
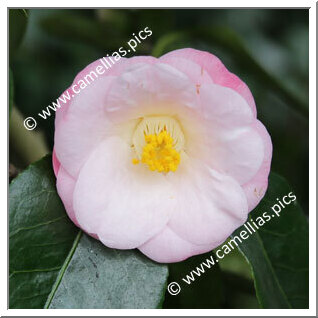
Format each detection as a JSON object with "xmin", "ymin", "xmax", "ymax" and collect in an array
[{"xmin": 132, "ymin": 131, "xmax": 181, "ymax": 173}]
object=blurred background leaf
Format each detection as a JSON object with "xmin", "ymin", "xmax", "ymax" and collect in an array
[
  {"xmin": 40, "ymin": 11, "xmax": 126, "ymax": 51},
  {"xmin": 9, "ymin": 107, "xmax": 49, "ymax": 167},
  {"xmin": 221, "ymin": 271, "xmax": 259, "ymax": 309},
  {"xmin": 163, "ymin": 252, "xmax": 225, "ymax": 308},
  {"xmin": 9, "ymin": 68, "xmax": 14, "ymax": 118},
  {"xmin": 9, "ymin": 9, "xmax": 28, "ymax": 62}
]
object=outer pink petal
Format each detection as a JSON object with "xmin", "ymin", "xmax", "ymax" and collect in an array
[
  {"xmin": 199, "ymin": 83, "xmax": 254, "ymax": 126},
  {"xmin": 139, "ymin": 226, "xmax": 219, "ymax": 263},
  {"xmin": 167, "ymin": 165, "xmax": 248, "ymax": 246},
  {"xmin": 52, "ymin": 150, "xmax": 60, "ymax": 177},
  {"xmin": 72, "ymin": 137, "xmax": 176, "ymax": 249},
  {"xmin": 56, "ymin": 166, "xmax": 99, "ymax": 239},
  {"xmin": 161, "ymin": 48, "xmax": 257, "ymax": 116},
  {"xmin": 54, "ymin": 87, "xmax": 74, "ymax": 129},
  {"xmin": 199, "ymin": 84, "xmax": 264, "ymax": 185},
  {"xmin": 56, "ymin": 166, "xmax": 79, "ymax": 227},
  {"xmin": 159, "ymin": 56, "xmax": 214, "ymax": 86},
  {"xmin": 54, "ymin": 76, "xmax": 115, "ymax": 177},
  {"xmin": 242, "ymin": 120, "xmax": 273, "ymax": 211}
]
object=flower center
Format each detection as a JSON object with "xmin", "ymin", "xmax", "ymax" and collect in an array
[{"xmin": 131, "ymin": 116, "xmax": 185, "ymax": 173}]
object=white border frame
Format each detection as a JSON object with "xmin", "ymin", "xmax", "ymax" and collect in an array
[{"xmin": 3, "ymin": 1, "xmax": 316, "ymax": 316}]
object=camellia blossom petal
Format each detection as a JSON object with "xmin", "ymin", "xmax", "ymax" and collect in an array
[{"xmin": 53, "ymin": 48, "xmax": 272, "ymax": 263}]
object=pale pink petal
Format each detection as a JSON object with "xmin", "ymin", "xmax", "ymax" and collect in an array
[
  {"xmin": 242, "ymin": 120, "xmax": 273, "ymax": 211},
  {"xmin": 199, "ymin": 84, "xmax": 264, "ymax": 185},
  {"xmin": 167, "ymin": 165, "xmax": 248, "ymax": 246},
  {"xmin": 161, "ymin": 48, "xmax": 257, "ymax": 116},
  {"xmin": 55, "ymin": 57, "xmax": 127, "ymax": 127},
  {"xmin": 54, "ymin": 76, "xmax": 115, "ymax": 177},
  {"xmin": 159, "ymin": 56, "xmax": 214, "ymax": 86},
  {"xmin": 199, "ymin": 83, "xmax": 254, "ymax": 126},
  {"xmin": 72, "ymin": 136, "xmax": 176, "ymax": 249},
  {"xmin": 139, "ymin": 226, "xmax": 219, "ymax": 263},
  {"xmin": 54, "ymin": 88, "xmax": 74, "ymax": 129},
  {"xmin": 98, "ymin": 55, "xmax": 158, "ymax": 77},
  {"xmin": 205, "ymin": 124, "xmax": 265, "ymax": 186},
  {"xmin": 104, "ymin": 63, "xmax": 197, "ymax": 124}
]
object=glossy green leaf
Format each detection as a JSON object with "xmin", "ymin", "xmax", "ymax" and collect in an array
[
  {"xmin": 46, "ymin": 233, "xmax": 168, "ymax": 309},
  {"xmin": 9, "ymin": 155, "xmax": 78, "ymax": 309},
  {"xmin": 232, "ymin": 173, "xmax": 309, "ymax": 309},
  {"xmin": 10, "ymin": 155, "xmax": 168, "ymax": 309},
  {"xmin": 9, "ymin": 9, "xmax": 28, "ymax": 60}
]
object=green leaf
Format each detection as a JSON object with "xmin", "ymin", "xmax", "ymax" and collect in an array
[
  {"xmin": 46, "ymin": 233, "xmax": 168, "ymax": 309},
  {"xmin": 152, "ymin": 32, "xmax": 189, "ymax": 58},
  {"xmin": 163, "ymin": 251, "xmax": 224, "ymax": 308},
  {"xmin": 9, "ymin": 68, "xmax": 14, "ymax": 118},
  {"xmin": 232, "ymin": 173, "xmax": 309, "ymax": 308},
  {"xmin": 9, "ymin": 9, "xmax": 28, "ymax": 60},
  {"xmin": 10, "ymin": 155, "xmax": 168, "ymax": 309},
  {"xmin": 9, "ymin": 155, "xmax": 78, "ymax": 309}
]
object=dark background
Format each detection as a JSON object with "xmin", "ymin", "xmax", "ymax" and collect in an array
[{"xmin": 9, "ymin": 9, "xmax": 309, "ymax": 308}]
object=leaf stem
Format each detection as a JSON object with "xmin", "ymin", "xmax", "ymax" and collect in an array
[{"xmin": 44, "ymin": 230, "xmax": 82, "ymax": 309}]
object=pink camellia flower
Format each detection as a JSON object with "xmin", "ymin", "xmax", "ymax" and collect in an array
[{"xmin": 53, "ymin": 48, "xmax": 272, "ymax": 263}]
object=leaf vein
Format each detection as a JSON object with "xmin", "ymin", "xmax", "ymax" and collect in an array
[
  {"xmin": 9, "ymin": 215, "xmax": 67, "ymax": 238},
  {"xmin": 9, "ymin": 266, "xmax": 61, "ymax": 277}
]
